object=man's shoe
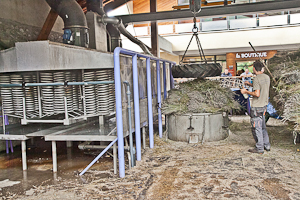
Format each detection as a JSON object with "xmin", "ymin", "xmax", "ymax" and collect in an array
[
  {"xmin": 264, "ymin": 146, "xmax": 270, "ymax": 151},
  {"xmin": 248, "ymin": 148, "xmax": 264, "ymax": 154}
]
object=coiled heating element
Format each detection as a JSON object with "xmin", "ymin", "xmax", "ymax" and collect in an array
[
  {"xmin": 0, "ymin": 69, "xmax": 115, "ymax": 120},
  {"xmin": 83, "ymin": 69, "xmax": 115, "ymax": 116}
]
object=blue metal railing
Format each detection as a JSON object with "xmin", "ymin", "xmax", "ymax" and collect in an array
[
  {"xmin": 113, "ymin": 47, "xmax": 175, "ymax": 178},
  {"xmin": 79, "ymin": 138, "xmax": 117, "ymax": 176}
]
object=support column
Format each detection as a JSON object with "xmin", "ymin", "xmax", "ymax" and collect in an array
[
  {"xmin": 150, "ymin": 0, "xmax": 160, "ymax": 57},
  {"xmin": 99, "ymin": 115, "xmax": 105, "ymax": 134},
  {"xmin": 66, "ymin": 141, "xmax": 72, "ymax": 148},
  {"xmin": 23, "ymin": 171, "xmax": 28, "ymax": 189},
  {"xmin": 113, "ymin": 143, "xmax": 117, "ymax": 175},
  {"xmin": 21, "ymin": 140, "xmax": 27, "ymax": 171},
  {"xmin": 142, "ymin": 127, "xmax": 146, "ymax": 149},
  {"xmin": 52, "ymin": 141, "xmax": 57, "ymax": 173}
]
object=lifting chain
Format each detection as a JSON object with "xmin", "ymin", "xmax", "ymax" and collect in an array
[{"xmin": 179, "ymin": 16, "xmax": 207, "ymax": 65}]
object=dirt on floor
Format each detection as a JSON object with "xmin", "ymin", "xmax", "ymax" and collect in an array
[{"xmin": 1, "ymin": 117, "xmax": 300, "ymax": 200}]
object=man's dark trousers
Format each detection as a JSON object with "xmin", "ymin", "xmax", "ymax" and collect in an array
[{"xmin": 250, "ymin": 106, "xmax": 270, "ymax": 151}]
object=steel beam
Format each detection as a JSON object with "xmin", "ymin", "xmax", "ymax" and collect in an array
[
  {"xmin": 150, "ymin": 0, "xmax": 159, "ymax": 57},
  {"xmin": 119, "ymin": 0, "xmax": 300, "ymax": 24}
]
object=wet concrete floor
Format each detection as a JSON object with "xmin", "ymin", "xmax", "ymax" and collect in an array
[
  {"xmin": 1, "ymin": 117, "xmax": 300, "ymax": 199},
  {"xmin": 0, "ymin": 139, "xmax": 114, "ymax": 198}
]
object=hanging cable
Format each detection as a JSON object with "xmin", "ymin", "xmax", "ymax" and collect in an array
[{"xmin": 179, "ymin": 16, "xmax": 206, "ymax": 64}]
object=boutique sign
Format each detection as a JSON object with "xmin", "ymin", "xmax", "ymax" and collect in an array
[
  {"xmin": 226, "ymin": 50, "xmax": 277, "ymax": 75},
  {"xmin": 236, "ymin": 52, "xmax": 267, "ymax": 59}
]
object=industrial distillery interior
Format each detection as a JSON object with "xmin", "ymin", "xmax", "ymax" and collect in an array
[{"xmin": 1, "ymin": 0, "xmax": 300, "ymax": 199}]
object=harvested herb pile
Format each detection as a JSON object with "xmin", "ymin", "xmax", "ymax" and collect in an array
[
  {"xmin": 162, "ymin": 79, "xmax": 240, "ymax": 115},
  {"xmin": 269, "ymin": 50, "xmax": 300, "ymax": 125}
]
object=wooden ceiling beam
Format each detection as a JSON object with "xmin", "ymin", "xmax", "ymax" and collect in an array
[{"xmin": 37, "ymin": 9, "xmax": 59, "ymax": 41}]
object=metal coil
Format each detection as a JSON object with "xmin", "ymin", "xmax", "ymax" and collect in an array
[
  {"xmin": 32, "ymin": 74, "xmax": 39, "ymax": 115},
  {"xmin": 0, "ymin": 75, "xmax": 14, "ymax": 114},
  {"xmin": 40, "ymin": 72, "xmax": 55, "ymax": 115},
  {"xmin": 0, "ymin": 69, "xmax": 115, "ymax": 120},
  {"xmin": 53, "ymin": 71, "xmax": 66, "ymax": 114},
  {"xmin": 96, "ymin": 70, "xmax": 111, "ymax": 115},
  {"xmin": 108, "ymin": 69, "xmax": 115, "ymax": 113},
  {"xmin": 83, "ymin": 70, "xmax": 97, "ymax": 115},
  {"xmin": 10, "ymin": 74, "xmax": 24, "ymax": 117},
  {"xmin": 71, "ymin": 71, "xmax": 81, "ymax": 111},
  {"xmin": 23, "ymin": 73, "xmax": 38, "ymax": 118},
  {"xmin": 64, "ymin": 71, "xmax": 74, "ymax": 113}
]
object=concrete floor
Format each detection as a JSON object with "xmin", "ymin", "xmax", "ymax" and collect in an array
[{"xmin": 1, "ymin": 116, "xmax": 300, "ymax": 199}]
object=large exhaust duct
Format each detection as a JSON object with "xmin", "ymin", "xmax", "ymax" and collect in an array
[
  {"xmin": 86, "ymin": 0, "xmax": 106, "ymax": 17},
  {"xmin": 107, "ymin": 23, "xmax": 122, "ymax": 51},
  {"xmin": 45, "ymin": 0, "xmax": 89, "ymax": 47},
  {"xmin": 86, "ymin": 0, "xmax": 152, "ymax": 55}
]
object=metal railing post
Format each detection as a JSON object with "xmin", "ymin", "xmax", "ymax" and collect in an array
[
  {"xmin": 132, "ymin": 54, "xmax": 142, "ymax": 161},
  {"xmin": 112, "ymin": 47, "xmax": 175, "ymax": 177},
  {"xmin": 146, "ymin": 58, "xmax": 154, "ymax": 148},
  {"xmin": 114, "ymin": 47, "xmax": 125, "ymax": 178},
  {"xmin": 170, "ymin": 63, "xmax": 175, "ymax": 89},
  {"xmin": 163, "ymin": 62, "xmax": 167, "ymax": 100},
  {"xmin": 156, "ymin": 60, "xmax": 163, "ymax": 138}
]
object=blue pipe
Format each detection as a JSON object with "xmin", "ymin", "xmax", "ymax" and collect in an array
[
  {"xmin": 68, "ymin": 81, "xmax": 114, "ymax": 85},
  {"xmin": 163, "ymin": 62, "xmax": 167, "ymax": 100},
  {"xmin": 156, "ymin": 60, "xmax": 163, "ymax": 138},
  {"xmin": 114, "ymin": 48, "xmax": 126, "ymax": 178},
  {"xmin": 0, "ymin": 81, "xmax": 114, "ymax": 88},
  {"xmin": 147, "ymin": 58, "xmax": 154, "ymax": 148},
  {"xmin": 132, "ymin": 54, "xmax": 142, "ymax": 161},
  {"xmin": 0, "ymin": 84, "xmax": 23, "ymax": 87},
  {"xmin": 79, "ymin": 138, "xmax": 117, "ymax": 176}
]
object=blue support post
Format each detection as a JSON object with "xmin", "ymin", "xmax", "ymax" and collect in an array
[
  {"xmin": 170, "ymin": 63, "xmax": 175, "ymax": 89},
  {"xmin": 113, "ymin": 47, "xmax": 125, "ymax": 178},
  {"xmin": 111, "ymin": 47, "xmax": 175, "ymax": 177},
  {"xmin": 163, "ymin": 62, "xmax": 167, "ymax": 100},
  {"xmin": 156, "ymin": 60, "xmax": 163, "ymax": 138},
  {"xmin": 146, "ymin": 58, "xmax": 154, "ymax": 148},
  {"xmin": 132, "ymin": 55, "xmax": 142, "ymax": 161}
]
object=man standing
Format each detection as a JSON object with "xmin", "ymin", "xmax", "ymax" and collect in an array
[
  {"xmin": 221, "ymin": 68, "xmax": 232, "ymax": 77},
  {"xmin": 241, "ymin": 67, "xmax": 253, "ymax": 82},
  {"xmin": 241, "ymin": 60, "xmax": 270, "ymax": 154}
]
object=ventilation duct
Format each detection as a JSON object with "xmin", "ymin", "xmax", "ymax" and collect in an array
[
  {"xmin": 86, "ymin": 0, "xmax": 152, "ymax": 55},
  {"xmin": 45, "ymin": 0, "xmax": 89, "ymax": 47}
]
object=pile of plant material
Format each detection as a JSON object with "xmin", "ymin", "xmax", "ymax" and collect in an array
[
  {"xmin": 268, "ymin": 50, "xmax": 300, "ymax": 125},
  {"xmin": 162, "ymin": 79, "xmax": 240, "ymax": 115}
]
